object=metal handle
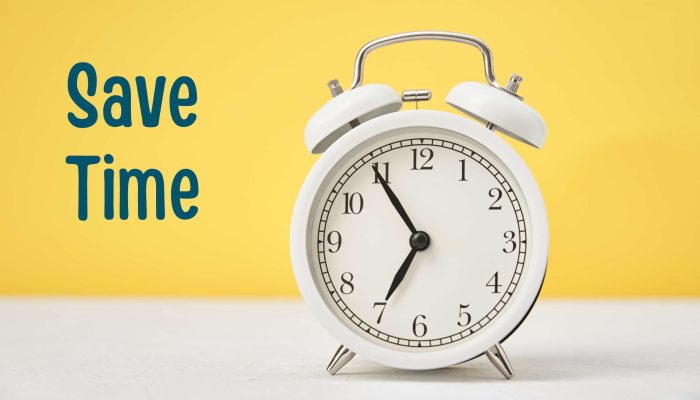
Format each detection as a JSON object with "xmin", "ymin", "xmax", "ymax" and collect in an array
[{"xmin": 349, "ymin": 31, "xmax": 501, "ymax": 90}]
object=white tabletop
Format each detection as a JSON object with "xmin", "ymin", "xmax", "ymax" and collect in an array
[{"xmin": 0, "ymin": 299, "xmax": 697, "ymax": 400}]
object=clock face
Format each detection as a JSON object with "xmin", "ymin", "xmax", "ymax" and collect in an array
[{"xmin": 309, "ymin": 126, "xmax": 531, "ymax": 350}]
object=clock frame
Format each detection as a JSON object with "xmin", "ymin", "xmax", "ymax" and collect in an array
[{"xmin": 291, "ymin": 110, "xmax": 549, "ymax": 371}]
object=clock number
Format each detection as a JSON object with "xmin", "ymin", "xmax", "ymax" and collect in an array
[
  {"xmin": 488, "ymin": 188, "xmax": 503, "ymax": 210},
  {"xmin": 486, "ymin": 272, "xmax": 502, "ymax": 294},
  {"xmin": 326, "ymin": 231, "xmax": 342, "ymax": 253},
  {"xmin": 411, "ymin": 148, "xmax": 434, "ymax": 170},
  {"xmin": 373, "ymin": 302, "xmax": 387, "ymax": 324},
  {"xmin": 340, "ymin": 272, "xmax": 354, "ymax": 294},
  {"xmin": 457, "ymin": 304, "xmax": 472, "ymax": 327},
  {"xmin": 371, "ymin": 162, "xmax": 390, "ymax": 184},
  {"xmin": 342, "ymin": 192, "xmax": 364, "ymax": 214},
  {"xmin": 412, "ymin": 314, "xmax": 428, "ymax": 337},
  {"xmin": 458, "ymin": 159, "xmax": 468, "ymax": 181},
  {"xmin": 503, "ymin": 230, "xmax": 516, "ymax": 253}
]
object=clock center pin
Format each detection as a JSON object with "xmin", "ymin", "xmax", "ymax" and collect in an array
[{"xmin": 409, "ymin": 231, "xmax": 431, "ymax": 251}]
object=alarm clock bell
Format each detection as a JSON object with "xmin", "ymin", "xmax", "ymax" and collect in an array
[
  {"xmin": 446, "ymin": 80, "xmax": 547, "ymax": 148},
  {"xmin": 304, "ymin": 83, "xmax": 402, "ymax": 154}
]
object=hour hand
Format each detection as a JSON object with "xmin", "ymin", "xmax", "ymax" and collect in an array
[
  {"xmin": 385, "ymin": 247, "xmax": 418, "ymax": 301},
  {"xmin": 372, "ymin": 165, "xmax": 417, "ymax": 233}
]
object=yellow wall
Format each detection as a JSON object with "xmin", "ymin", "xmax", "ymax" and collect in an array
[{"xmin": 1, "ymin": 0, "xmax": 698, "ymax": 297}]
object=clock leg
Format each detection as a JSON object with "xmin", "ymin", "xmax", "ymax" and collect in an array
[
  {"xmin": 485, "ymin": 342, "xmax": 514, "ymax": 379},
  {"xmin": 326, "ymin": 344, "xmax": 355, "ymax": 375}
]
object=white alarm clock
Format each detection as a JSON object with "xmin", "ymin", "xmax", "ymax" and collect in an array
[{"xmin": 291, "ymin": 31, "xmax": 548, "ymax": 378}]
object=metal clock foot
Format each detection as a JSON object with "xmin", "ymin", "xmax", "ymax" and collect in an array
[
  {"xmin": 326, "ymin": 344, "xmax": 355, "ymax": 375},
  {"xmin": 485, "ymin": 342, "xmax": 514, "ymax": 379}
]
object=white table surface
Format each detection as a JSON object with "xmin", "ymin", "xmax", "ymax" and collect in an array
[{"xmin": 0, "ymin": 299, "xmax": 697, "ymax": 400}]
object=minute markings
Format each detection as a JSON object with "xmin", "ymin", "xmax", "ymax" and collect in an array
[{"xmin": 317, "ymin": 138, "xmax": 527, "ymax": 347}]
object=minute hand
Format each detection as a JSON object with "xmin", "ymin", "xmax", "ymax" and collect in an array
[{"xmin": 372, "ymin": 165, "xmax": 417, "ymax": 233}]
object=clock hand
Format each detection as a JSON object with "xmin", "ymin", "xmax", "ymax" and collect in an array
[
  {"xmin": 385, "ymin": 247, "xmax": 418, "ymax": 301},
  {"xmin": 372, "ymin": 164, "xmax": 417, "ymax": 233},
  {"xmin": 384, "ymin": 231, "xmax": 430, "ymax": 301}
]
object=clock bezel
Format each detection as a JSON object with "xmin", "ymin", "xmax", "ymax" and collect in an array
[{"xmin": 291, "ymin": 110, "xmax": 549, "ymax": 370}]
